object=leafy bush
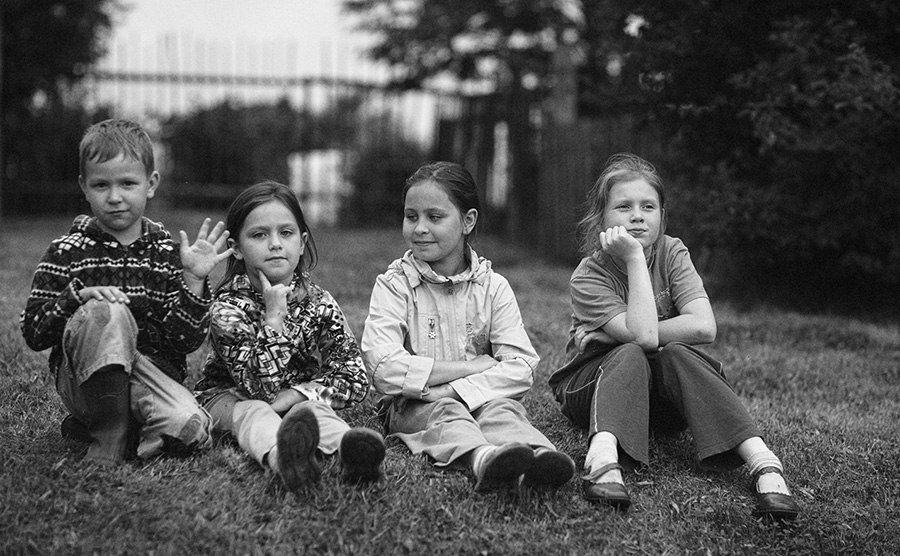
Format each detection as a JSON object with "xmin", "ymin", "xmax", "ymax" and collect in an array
[{"xmin": 341, "ymin": 117, "xmax": 428, "ymax": 227}]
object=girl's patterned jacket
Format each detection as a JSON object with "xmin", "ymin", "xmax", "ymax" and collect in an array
[
  {"xmin": 361, "ymin": 248, "xmax": 540, "ymax": 412},
  {"xmin": 197, "ymin": 273, "xmax": 369, "ymax": 407},
  {"xmin": 20, "ymin": 215, "xmax": 212, "ymax": 382}
]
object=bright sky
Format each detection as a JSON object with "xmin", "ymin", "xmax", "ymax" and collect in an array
[
  {"xmin": 103, "ymin": 0, "xmax": 376, "ymax": 77},
  {"xmin": 95, "ymin": 0, "xmax": 387, "ymax": 114}
]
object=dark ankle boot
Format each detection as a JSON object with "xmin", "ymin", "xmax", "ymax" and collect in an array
[{"xmin": 80, "ymin": 366, "xmax": 131, "ymax": 465}]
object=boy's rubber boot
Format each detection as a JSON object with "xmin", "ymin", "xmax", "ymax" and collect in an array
[{"xmin": 80, "ymin": 366, "xmax": 131, "ymax": 465}]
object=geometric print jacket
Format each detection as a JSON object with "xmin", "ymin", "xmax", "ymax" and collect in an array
[
  {"xmin": 20, "ymin": 215, "xmax": 212, "ymax": 383},
  {"xmin": 196, "ymin": 273, "xmax": 369, "ymax": 407}
]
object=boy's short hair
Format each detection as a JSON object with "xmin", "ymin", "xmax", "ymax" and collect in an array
[{"xmin": 79, "ymin": 119, "xmax": 155, "ymax": 177}]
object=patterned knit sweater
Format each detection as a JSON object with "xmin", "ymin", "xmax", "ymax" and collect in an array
[{"xmin": 20, "ymin": 215, "xmax": 212, "ymax": 382}]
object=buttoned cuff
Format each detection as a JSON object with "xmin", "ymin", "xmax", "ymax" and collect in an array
[{"xmin": 401, "ymin": 355, "xmax": 433, "ymax": 399}]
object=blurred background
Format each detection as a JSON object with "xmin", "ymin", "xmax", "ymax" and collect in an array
[{"xmin": 2, "ymin": 0, "xmax": 899, "ymax": 311}]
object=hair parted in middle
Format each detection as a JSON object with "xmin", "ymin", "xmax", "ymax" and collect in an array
[
  {"xmin": 218, "ymin": 180, "xmax": 317, "ymax": 291},
  {"xmin": 577, "ymin": 153, "xmax": 667, "ymax": 257}
]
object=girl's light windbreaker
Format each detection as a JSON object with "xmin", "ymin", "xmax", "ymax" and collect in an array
[{"xmin": 361, "ymin": 249, "xmax": 539, "ymax": 411}]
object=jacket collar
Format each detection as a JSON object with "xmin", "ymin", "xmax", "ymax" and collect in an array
[{"xmin": 397, "ymin": 247, "xmax": 491, "ymax": 288}]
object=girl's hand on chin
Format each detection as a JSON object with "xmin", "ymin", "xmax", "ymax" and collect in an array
[{"xmin": 600, "ymin": 226, "xmax": 644, "ymax": 261}]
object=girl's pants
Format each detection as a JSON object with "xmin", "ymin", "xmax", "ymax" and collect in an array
[
  {"xmin": 553, "ymin": 342, "xmax": 759, "ymax": 469},
  {"xmin": 202, "ymin": 390, "xmax": 350, "ymax": 466},
  {"xmin": 57, "ymin": 299, "xmax": 213, "ymax": 458},
  {"xmin": 387, "ymin": 397, "xmax": 555, "ymax": 466}
]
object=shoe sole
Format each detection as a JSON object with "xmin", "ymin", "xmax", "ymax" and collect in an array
[
  {"xmin": 585, "ymin": 492, "xmax": 632, "ymax": 512},
  {"xmin": 340, "ymin": 428, "xmax": 386, "ymax": 483},
  {"xmin": 475, "ymin": 443, "xmax": 535, "ymax": 492},
  {"xmin": 522, "ymin": 451, "xmax": 575, "ymax": 490},
  {"xmin": 276, "ymin": 407, "xmax": 322, "ymax": 494}
]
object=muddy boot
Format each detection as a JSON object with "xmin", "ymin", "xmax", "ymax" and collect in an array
[{"xmin": 80, "ymin": 366, "xmax": 131, "ymax": 465}]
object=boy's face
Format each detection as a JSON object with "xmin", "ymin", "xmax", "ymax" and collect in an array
[{"xmin": 79, "ymin": 154, "xmax": 159, "ymax": 245}]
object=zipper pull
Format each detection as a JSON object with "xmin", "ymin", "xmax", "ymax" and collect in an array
[{"xmin": 428, "ymin": 318, "xmax": 436, "ymax": 340}]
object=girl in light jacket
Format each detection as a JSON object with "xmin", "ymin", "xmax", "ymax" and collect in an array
[{"xmin": 361, "ymin": 161, "xmax": 575, "ymax": 493}]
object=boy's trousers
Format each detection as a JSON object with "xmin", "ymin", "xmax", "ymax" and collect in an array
[
  {"xmin": 202, "ymin": 392, "xmax": 350, "ymax": 465},
  {"xmin": 387, "ymin": 397, "xmax": 555, "ymax": 466},
  {"xmin": 56, "ymin": 299, "xmax": 212, "ymax": 458}
]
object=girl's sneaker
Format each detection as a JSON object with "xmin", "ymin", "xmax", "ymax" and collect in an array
[
  {"xmin": 339, "ymin": 427, "xmax": 386, "ymax": 484},
  {"xmin": 274, "ymin": 406, "xmax": 322, "ymax": 494},
  {"xmin": 474, "ymin": 443, "xmax": 535, "ymax": 492},
  {"xmin": 522, "ymin": 448, "xmax": 576, "ymax": 490}
]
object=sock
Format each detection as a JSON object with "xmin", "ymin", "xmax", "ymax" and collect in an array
[
  {"xmin": 266, "ymin": 446, "xmax": 280, "ymax": 475},
  {"xmin": 584, "ymin": 431, "xmax": 622, "ymax": 483},
  {"xmin": 746, "ymin": 450, "xmax": 791, "ymax": 495},
  {"xmin": 470, "ymin": 445, "xmax": 496, "ymax": 476}
]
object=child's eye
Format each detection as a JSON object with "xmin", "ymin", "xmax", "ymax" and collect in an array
[
  {"xmin": 252, "ymin": 232, "xmax": 266, "ymax": 239},
  {"xmin": 281, "ymin": 229, "xmax": 294, "ymax": 237},
  {"xmin": 405, "ymin": 213, "xmax": 417, "ymax": 222}
]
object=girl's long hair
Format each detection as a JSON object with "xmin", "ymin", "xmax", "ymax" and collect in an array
[
  {"xmin": 216, "ymin": 180, "xmax": 317, "ymax": 291},
  {"xmin": 577, "ymin": 153, "xmax": 667, "ymax": 257}
]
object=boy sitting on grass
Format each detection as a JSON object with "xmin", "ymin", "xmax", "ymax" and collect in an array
[{"xmin": 20, "ymin": 118, "xmax": 232, "ymax": 465}]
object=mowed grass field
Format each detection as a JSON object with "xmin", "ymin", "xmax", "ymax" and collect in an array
[{"xmin": 2, "ymin": 207, "xmax": 899, "ymax": 554}]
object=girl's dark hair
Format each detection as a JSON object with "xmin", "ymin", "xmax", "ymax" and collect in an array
[
  {"xmin": 217, "ymin": 180, "xmax": 317, "ymax": 291},
  {"xmin": 577, "ymin": 153, "xmax": 667, "ymax": 256},
  {"xmin": 402, "ymin": 161, "xmax": 481, "ymax": 245}
]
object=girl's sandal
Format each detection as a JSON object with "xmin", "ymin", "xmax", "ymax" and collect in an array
[
  {"xmin": 752, "ymin": 466, "xmax": 800, "ymax": 521},
  {"xmin": 581, "ymin": 462, "xmax": 631, "ymax": 511}
]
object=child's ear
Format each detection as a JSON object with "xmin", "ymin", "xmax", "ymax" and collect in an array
[
  {"xmin": 146, "ymin": 171, "xmax": 160, "ymax": 199},
  {"xmin": 298, "ymin": 232, "xmax": 308, "ymax": 255},
  {"xmin": 462, "ymin": 208, "xmax": 478, "ymax": 235},
  {"xmin": 228, "ymin": 237, "xmax": 243, "ymax": 260}
]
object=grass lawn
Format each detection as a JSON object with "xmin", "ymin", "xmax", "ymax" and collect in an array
[{"xmin": 2, "ymin": 208, "xmax": 899, "ymax": 554}]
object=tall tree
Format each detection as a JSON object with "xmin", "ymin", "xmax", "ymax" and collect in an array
[
  {"xmin": 343, "ymin": 0, "xmax": 584, "ymax": 237},
  {"xmin": 578, "ymin": 0, "xmax": 900, "ymax": 288},
  {"xmin": 1, "ymin": 0, "xmax": 118, "ymax": 214}
]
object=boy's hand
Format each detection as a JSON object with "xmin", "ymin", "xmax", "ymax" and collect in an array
[
  {"xmin": 600, "ymin": 225, "xmax": 644, "ymax": 262},
  {"xmin": 180, "ymin": 218, "xmax": 233, "ymax": 288},
  {"xmin": 78, "ymin": 285, "xmax": 130, "ymax": 304},
  {"xmin": 260, "ymin": 271, "xmax": 291, "ymax": 331}
]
